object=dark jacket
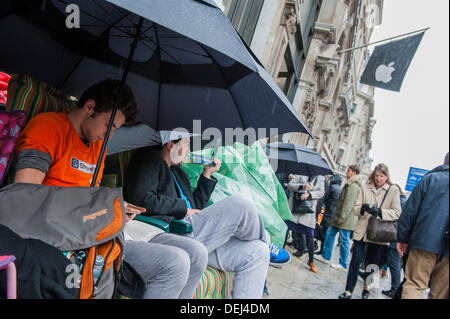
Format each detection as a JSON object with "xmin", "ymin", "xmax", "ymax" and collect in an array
[
  {"xmin": 397, "ymin": 164, "xmax": 449, "ymax": 257},
  {"xmin": 124, "ymin": 147, "xmax": 217, "ymax": 220},
  {"xmin": 0, "ymin": 224, "xmax": 79, "ymax": 299},
  {"xmin": 322, "ymin": 174, "xmax": 342, "ymax": 224}
]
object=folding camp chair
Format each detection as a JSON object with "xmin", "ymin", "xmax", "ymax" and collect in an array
[{"xmin": 0, "ymin": 255, "xmax": 16, "ymax": 299}]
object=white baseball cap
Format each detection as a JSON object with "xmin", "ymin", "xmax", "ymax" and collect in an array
[{"xmin": 159, "ymin": 130, "xmax": 201, "ymax": 145}]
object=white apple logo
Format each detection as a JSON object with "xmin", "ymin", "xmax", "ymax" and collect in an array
[{"xmin": 375, "ymin": 62, "xmax": 395, "ymax": 83}]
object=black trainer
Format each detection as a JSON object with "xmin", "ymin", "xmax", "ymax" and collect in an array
[
  {"xmin": 338, "ymin": 292, "xmax": 352, "ymax": 299},
  {"xmin": 362, "ymin": 289, "xmax": 370, "ymax": 299},
  {"xmin": 382, "ymin": 289, "xmax": 395, "ymax": 298}
]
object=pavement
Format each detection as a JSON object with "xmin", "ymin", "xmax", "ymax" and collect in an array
[{"xmin": 264, "ymin": 240, "xmax": 398, "ymax": 299}]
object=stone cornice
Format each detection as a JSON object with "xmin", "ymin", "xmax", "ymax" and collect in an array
[{"xmin": 313, "ymin": 22, "xmax": 336, "ymax": 43}]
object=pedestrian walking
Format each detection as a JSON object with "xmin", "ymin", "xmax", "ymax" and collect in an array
[
  {"xmin": 315, "ymin": 174, "xmax": 342, "ymax": 255},
  {"xmin": 286, "ymin": 174, "xmax": 325, "ymax": 273},
  {"xmin": 338, "ymin": 163, "xmax": 401, "ymax": 299},
  {"xmin": 380, "ymin": 185, "xmax": 406, "ymax": 298},
  {"xmin": 397, "ymin": 153, "xmax": 449, "ymax": 299},
  {"xmin": 315, "ymin": 165, "xmax": 362, "ymax": 272}
]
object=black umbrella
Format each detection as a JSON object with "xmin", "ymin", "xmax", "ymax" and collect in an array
[
  {"xmin": 1, "ymin": 0, "xmax": 311, "ymax": 186},
  {"xmin": 264, "ymin": 142, "xmax": 333, "ymax": 177}
]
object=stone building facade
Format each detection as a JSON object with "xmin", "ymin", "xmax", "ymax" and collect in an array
[{"xmin": 215, "ymin": 0, "xmax": 383, "ymax": 179}]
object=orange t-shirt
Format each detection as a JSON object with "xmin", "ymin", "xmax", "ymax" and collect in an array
[{"xmin": 15, "ymin": 112, "xmax": 105, "ymax": 187}]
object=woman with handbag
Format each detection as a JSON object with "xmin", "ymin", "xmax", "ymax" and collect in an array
[
  {"xmin": 338, "ymin": 163, "xmax": 401, "ymax": 299},
  {"xmin": 286, "ymin": 174, "xmax": 326, "ymax": 273}
]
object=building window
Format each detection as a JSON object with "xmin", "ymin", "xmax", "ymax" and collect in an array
[
  {"xmin": 276, "ymin": 47, "xmax": 297, "ymax": 102},
  {"xmin": 344, "ymin": 128, "xmax": 349, "ymax": 137},
  {"xmin": 292, "ymin": 0, "xmax": 322, "ymax": 76},
  {"xmin": 223, "ymin": 0, "xmax": 264, "ymax": 45},
  {"xmin": 336, "ymin": 148, "xmax": 344, "ymax": 164},
  {"xmin": 351, "ymin": 103, "xmax": 357, "ymax": 114}
]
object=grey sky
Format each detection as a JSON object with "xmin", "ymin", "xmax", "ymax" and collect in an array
[{"xmin": 368, "ymin": 0, "xmax": 449, "ymax": 190}]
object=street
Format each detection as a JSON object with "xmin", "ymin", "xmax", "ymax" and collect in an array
[{"xmin": 264, "ymin": 242, "xmax": 394, "ymax": 299}]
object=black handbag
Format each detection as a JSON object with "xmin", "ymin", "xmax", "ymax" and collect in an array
[
  {"xmin": 293, "ymin": 195, "xmax": 315, "ymax": 215},
  {"xmin": 366, "ymin": 186, "xmax": 398, "ymax": 243},
  {"xmin": 293, "ymin": 176, "xmax": 317, "ymax": 215}
]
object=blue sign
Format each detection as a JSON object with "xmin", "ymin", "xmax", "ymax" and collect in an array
[{"xmin": 405, "ymin": 167, "xmax": 429, "ymax": 192}]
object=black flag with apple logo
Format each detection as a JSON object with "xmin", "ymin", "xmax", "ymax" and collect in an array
[{"xmin": 359, "ymin": 32, "xmax": 425, "ymax": 92}]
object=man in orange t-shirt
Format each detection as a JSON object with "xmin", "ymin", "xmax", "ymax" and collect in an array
[
  {"xmin": 13, "ymin": 78, "xmax": 202, "ymax": 299},
  {"xmin": 14, "ymin": 79, "xmax": 136, "ymax": 191},
  {"xmin": 15, "ymin": 111, "xmax": 107, "ymax": 187}
]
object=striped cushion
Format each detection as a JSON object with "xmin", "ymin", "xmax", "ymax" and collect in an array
[
  {"xmin": 2, "ymin": 74, "xmax": 78, "ymax": 185},
  {"xmin": 193, "ymin": 265, "xmax": 232, "ymax": 299},
  {"xmin": 6, "ymin": 74, "xmax": 77, "ymax": 124}
]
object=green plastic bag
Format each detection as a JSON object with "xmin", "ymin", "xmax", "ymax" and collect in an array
[{"xmin": 181, "ymin": 142, "xmax": 292, "ymax": 247}]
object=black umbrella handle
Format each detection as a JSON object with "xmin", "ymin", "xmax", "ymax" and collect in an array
[{"xmin": 91, "ymin": 17, "xmax": 144, "ymax": 187}]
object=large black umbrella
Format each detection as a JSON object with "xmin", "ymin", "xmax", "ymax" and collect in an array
[
  {"xmin": 0, "ymin": 0, "xmax": 311, "ymax": 185},
  {"xmin": 264, "ymin": 142, "xmax": 333, "ymax": 177}
]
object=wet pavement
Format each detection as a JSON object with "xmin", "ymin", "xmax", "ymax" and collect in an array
[{"xmin": 264, "ymin": 241, "xmax": 398, "ymax": 299}]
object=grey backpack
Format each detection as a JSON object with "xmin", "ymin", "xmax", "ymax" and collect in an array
[{"xmin": 0, "ymin": 183, "xmax": 127, "ymax": 299}]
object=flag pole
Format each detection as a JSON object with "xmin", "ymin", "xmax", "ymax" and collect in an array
[{"xmin": 336, "ymin": 27, "xmax": 430, "ymax": 55}]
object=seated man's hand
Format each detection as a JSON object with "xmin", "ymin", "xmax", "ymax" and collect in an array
[
  {"xmin": 203, "ymin": 158, "xmax": 221, "ymax": 179},
  {"xmin": 123, "ymin": 201, "xmax": 146, "ymax": 222},
  {"xmin": 186, "ymin": 208, "xmax": 201, "ymax": 217}
]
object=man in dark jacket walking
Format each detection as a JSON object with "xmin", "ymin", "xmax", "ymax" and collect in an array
[
  {"xmin": 315, "ymin": 174, "xmax": 342, "ymax": 254},
  {"xmin": 397, "ymin": 153, "xmax": 449, "ymax": 299}
]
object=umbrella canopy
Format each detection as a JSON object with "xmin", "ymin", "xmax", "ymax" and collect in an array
[
  {"xmin": 264, "ymin": 142, "xmax": 333, "ymax": 177},
  {"xmin": 1, "ymin": 0, "xmax": 311, "ymax": 185},
  {"xmin": 0, "ymin": 0, "xmax": 310, "ymax": 140}
]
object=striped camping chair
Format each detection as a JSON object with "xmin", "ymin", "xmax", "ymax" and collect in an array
[
  {"xmin": 3, "ymin": 74, "xmax": 77, "ymax": 185},
  {"xmin": 7, "ymin": 74, "xmax": 232, "ymax": 299}
]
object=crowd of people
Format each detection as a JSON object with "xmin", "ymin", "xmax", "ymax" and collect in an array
[
  {"xmin": 282, "ymin": 155, "xmax": 449, "ymax": 299},
  {"xmin": 0, "ymin": 78, "xmax": 448, "ymax": 300}
]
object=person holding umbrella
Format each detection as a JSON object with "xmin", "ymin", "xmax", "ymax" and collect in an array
[
  {"xmin": 286, "ymin": 174, "xmax": 326, "ymax": 273},
  {"xmin": 12, "ymin": 78, "xmax": 203, "ymax": 299}
]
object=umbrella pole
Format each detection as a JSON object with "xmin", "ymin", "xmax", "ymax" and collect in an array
[{"xmin": 90, "ymin": 17, "xmax": 144, "ymax": 187}]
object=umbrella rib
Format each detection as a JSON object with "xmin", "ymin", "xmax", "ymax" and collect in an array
[
  {"xmin": 92, "ymin": 0, "xmax": 127, "ymax": 29},
  {"xmin": 108, "ymin": 0, "xmax": 142, "ymax": 28},
  {"xmin": 141, "ymin": 36, "xmax": 210, "ymax": 59},
  {"xmin": 154, "ymin": 23, "xmax": 162, "ymax": 130},
  {"xmin": 79, "ymin": 25, "xmax": 136, "ymax": 38},
  {"xmin": 140, "ymin": 24, "xmax": 157, "ymax": 36},
  {"xmin": 197, "ymin": 43, "xmax": 247, "ymax": 129},
  {"xmin": 60, "ymin": 11, "xmax": 133, "ymax": 89},
  {"xmin": 148, "ymin": 35, "xmax": 187, "ymax": 39},
  {"xmin": 139, "ymin": 36, "xmax": 182, "ymax": 65},
  {"xmin": 55, "ymin": 0, "xmax": 111, "ymax": 26},
  {"xmin": 56, "ymin": 0, "xmax": 134, "ymax": 37}
]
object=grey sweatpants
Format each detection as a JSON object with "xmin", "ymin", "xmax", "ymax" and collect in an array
[
  {"xmin": 123, "ymin": 233, "xmax": 208, "ymax": 299},
  {"xmin": 184, "ymin": 195, "xmax": 271, "ymax": 299},
  {"xmin": 124, "ymin": 195, "xmax": 270, "ymax": 299}
]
